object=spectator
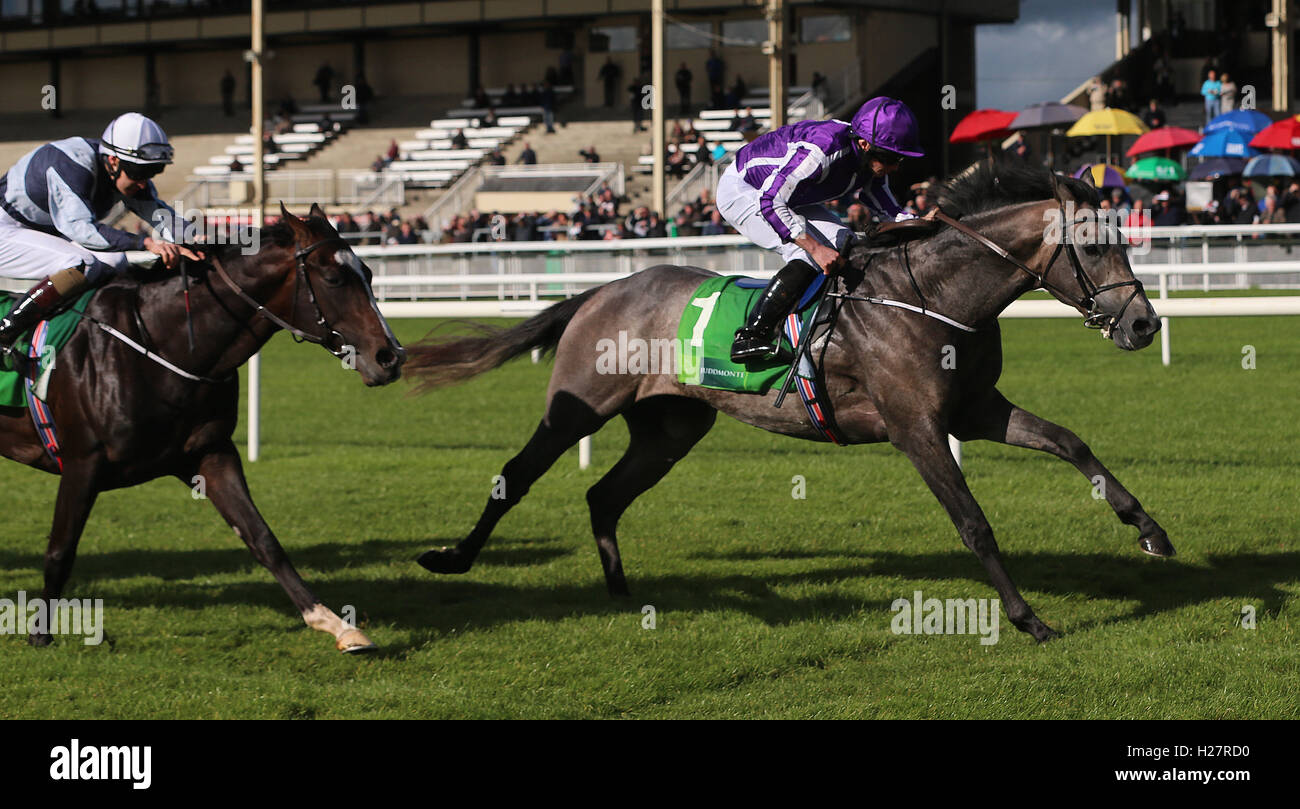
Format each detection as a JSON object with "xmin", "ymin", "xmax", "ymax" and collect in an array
[
  {"xmin": 1088, "ymin": 78, "xmax": 1106, "ymax": 111},
  {"xmin": 482, "ymin": 108, "xmax": 498, "ymax": 127},
  {"xmin": 228, "ymin": 155, "xmax": 243, "ymax": 173},
  {"xmin": 1220, "ymin": 72, "xmax": 1238, "ymax": 112},
  {"xmin": 488, "ymin": 148, "xmax": 506, "ymax": 166},
  {"xmin": 525, "ymin": 83, "xmax": 542, "ymax": 106},
  {"xmin": 700, "ymin": 209, "xmax": 727, "ymax": 235},
  {"xmin": 336, "ymin": 212, "xmax": 360, "ymax": 237},
  {"xmin": 646, "ymin": 211, "xmax": 667, "ymax": 238},
  {"xmin": 1259, "ymin": 195, "xmax": 1285, "ymax": 226},
  {"xmin": 370, "ymin": 155, "xmax": 385, "ymax": 173},
  {"xmin": 1152, "ymin": 191, "xmax": 1186, "ymax": 226},
  {"xmin": 625, "ymin": 206, "xmax": 651, "ymax": 238},
  {"xmin": 1141, "ymin": 99, "xmax": 1166, "ymax": 130},
  {"xmin": 354, "ymin": 71, "xmax": 374, "ymax": 122},
  {"xmin": 670, "ymin": 119, "xmax": 685, "ymax": 143},
  {"xmin": 558, "ymin": 48, "xmax": 575, "ymax": 86},
  {"xmin": 389, "ymin": 222, "xmax": 419, "ymax": 245},
  {"xmin": 501, "ymin": 85, "xmax": 518, "ymax": 107},
  {"xmin": 541, "ymin": 80, "xmax": 557, "ymax": 134},
  {"xmin": 705, "ymin": 50, "xmax": 725, "ymax": 108},
  {"xmin": 727, "ymin": 75, "xmax": 747, "ymax": 108},
  {"xmin": 599, "ymin": 58, "xmax": 622, "ymax": 108},
  {"xmin": 1281, "ymin": 181, "xmax": 1300, "ymax": 223},
  {"xmin": 1201, "ymin": 69, "xmax": 1222, "ymax": 124},
  {"xmin": 1125, "ymin": 199, "xmax": 1149, "ymax": 246},
  {"xmin": 629, "ymin": 77, "xmax": 647, "ymax": 133},
  {"xmin": 517, "ymin": 141, "xmax": 537, "ymax": 165},
  {"xmin": 811, "ymin": 71, "xmax": 828, "ymax": 102},
  {"xmin": 666, "ymin": 146, "xmax": 689, "ymax": 178},
  {"xmin": 675, "ymin": 62, "xmax": 693, "ymax": 116},
  {"xmin": 579, "ymin": 145, "xmax": 600, "ymax": 163},
  {"xmin": 1109, "ymin": 187, "xmax": 1130, "ymax": 216},
  {"xmin": 451, "ymin": 129, "xmax": 468, "ymax": 149},
  {"xmin": 314, "ymin": 62, "xmax": 334, "ymax": 103},
  {"xmin": 730, "ymin": 107, "xmax": 756, "ymax": 133},
  {"xmin": 220, "ymin": 70, "xmax": 236, "ymax": 117},
  {"xmin": 846, "ymin": 202, "xmax": 870, "ymax": 231},
  {"xmin": 385, "ymin": 139, "xmax": 399, "ymax": 163}
]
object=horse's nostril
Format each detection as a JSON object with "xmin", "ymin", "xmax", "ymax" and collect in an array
[
  {"xmin": 376, "ymin": 348, "xmax": 397, "ymax": 368},
  {"xmin": 1131, "ymin": 318, "xmax": 1153, "ymax": 336}
]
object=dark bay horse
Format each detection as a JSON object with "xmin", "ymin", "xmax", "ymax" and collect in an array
[
  {"xmin": 1, "ymin": 204, "xmax": 404, "ymax": 652},
  {"xmin": 406, "ymin": 160, "xmax": 1173, "ymax": 642}
]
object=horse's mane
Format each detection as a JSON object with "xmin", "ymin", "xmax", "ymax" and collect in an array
[{"xmin": 934, "ymin": 157, "xmax": 1100, "ymax": 218}]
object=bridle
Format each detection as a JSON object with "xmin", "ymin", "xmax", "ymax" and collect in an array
[
  {"xmin": 931, "ymin": 177, "xmax": 1145, "ymax": 337},
  {"xmin": 209, "ymin": 237, "xmax": 352, "ymax": 358}
]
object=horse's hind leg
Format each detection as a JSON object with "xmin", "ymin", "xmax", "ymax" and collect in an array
[
  {"xmin": 586, "ymin": 396, "xmax": 716, "ymax": 596},
  {"xmin": 30, "ymin": 460, "xmax": 102, "ymax": 646},
  {"xmin": 418, "ymin": 391, "xmax": 608, "ymax": 575},
  {"xmin": 952, "ymin": 389, "xmax": 1173, "ymax": 557}
]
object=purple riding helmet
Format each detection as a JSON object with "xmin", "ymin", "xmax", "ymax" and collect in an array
[{"xmin": 850, "ymin": 97, "xmax": 925, "ymax": 159}]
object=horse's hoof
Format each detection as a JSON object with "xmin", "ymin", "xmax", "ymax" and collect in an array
[
  {"xmin": 1139, "ymin": 531, "xmax": 1176, "ymax": 558},
  {"xmin": 336, "ymin": 628, "xmax": 377, "ymax": 654},
  {"xmin": 28, "ymin": 633, "xmax": 52, "ymax": 647},
  {"xmin": 418, "ymin": 548, "xmax": 472, "ymax": 574},
  {"xmin": 1023, "ymin": 618, "xmax": 1061, "ymax": 643}
]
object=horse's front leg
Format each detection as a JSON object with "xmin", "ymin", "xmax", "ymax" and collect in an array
[
  {"xmin": 192, "ymin": 442, "xmax": 376, "ymax": 653},
  {"xmin": 953, "ymin": 389, "xmax": 1174, "ymax": 557},
  {"xmin": 30, "ymin": 458, "xmax": 103, "ymax": 646},
  {"xmin": 892, "ymin": 420, "xmax": 1059, "ymax": 642}
]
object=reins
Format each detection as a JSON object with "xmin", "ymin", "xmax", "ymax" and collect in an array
[{"xmin": 74, "ymin": 236, "xmax": 351, "ymax": 385}]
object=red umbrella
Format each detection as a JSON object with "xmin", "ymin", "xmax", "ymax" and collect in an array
[
  {"xmin": 949, "ymin": 109, "xmax": 1018, "ymax": 143},
  {"xmin": 1126, "ymin": 126, "xmax": 1201, "ymax": 157},
  {"xmin": 1249, "ymin": 116, "xmax": 1300, "ymax": 150}
]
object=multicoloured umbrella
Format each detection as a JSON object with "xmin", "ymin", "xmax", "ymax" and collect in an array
[
  {"xmin": 1008, "ymin": 102, "xmax": 1088, "ymax": 131},
  {"xmin": 1189, "ymin": 129, "xmax": 1260, "ymax": 158},
  {"xmin": 949, "ymin": 109, "xmax": 1019, "ymax": 143},
  {"xmin": 1126, "ymin": 126, "xmax": 1201, "ymax": 157},
  {"xmin": 1187, "ymin": 158, "xmax": 1248, "ymax": 180},
  {"xmin": 1243, "ymin": 154, "xmax": 1300, "ymax": 177},
  {"xmin": 1204, "ymin": 109, "xmax": 1273, "ymax": 136},
  {"xmin": 1073, "ymin": 163, "xmax": 1128, "ymax": 188},
  {"xmin": 1125, "ymin": 156, "xmax": 1185, "ymax": 182},
  {"xmin": 1248, "ymin": 116, "xmax": 1300, "ymax": 150}
]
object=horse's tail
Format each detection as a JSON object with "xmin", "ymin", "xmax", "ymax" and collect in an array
[{"xmin": 405, "ymin": 288, "xmax": 599, "ymax": 393}]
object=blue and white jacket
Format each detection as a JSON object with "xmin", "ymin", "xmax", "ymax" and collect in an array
[{"xmin": 0, "ymin": 137, "xmax": 175, "ymax": 252}]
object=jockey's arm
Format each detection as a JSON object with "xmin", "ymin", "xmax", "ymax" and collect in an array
[
  {"xmin": 46, "ymin": 167, "xmax": 150, "ymax": 253},
  {"xmin": 121, "ymin": 182, "xmax": 203, "ymax": 268},
  {"xmin": 758, "ymin": 146, "xmax": 844, "ymax": 273},
  {"xmin": 859, "ymin": 174, "xmax": 914, "ymax": 222}
]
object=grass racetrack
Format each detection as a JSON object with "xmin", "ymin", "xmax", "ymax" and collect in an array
[{"xmin": 0, "ymin": 313, "xmax": 1296, "ymax": 719}]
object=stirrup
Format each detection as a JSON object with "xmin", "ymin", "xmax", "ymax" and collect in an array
[{"xmin": 730, "ymin": 329, "xmax": 792, "ymax": 364}]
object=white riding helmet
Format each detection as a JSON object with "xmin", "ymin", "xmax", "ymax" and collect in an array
[{"xmin": 99, "ymin": 113, "xmax": 174, "ymax": 165}]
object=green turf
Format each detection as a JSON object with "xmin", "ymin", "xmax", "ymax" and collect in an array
[{"xmin": 0, "ymin": 313, "xmax": 1296, "ymax": 719}]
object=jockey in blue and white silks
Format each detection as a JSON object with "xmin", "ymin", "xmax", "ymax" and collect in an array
[
  {"xmin": 719, "ymin": 96, "xmax": 928, "ymax": 362},
  {"xmin": 0, "ymin": 112, "xmax": 201, "ymax": 355}
]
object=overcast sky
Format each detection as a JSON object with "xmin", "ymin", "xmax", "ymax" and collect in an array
[{"xmin": 976, "ymin": 0, "xmax": 1131, "ymax": 110}]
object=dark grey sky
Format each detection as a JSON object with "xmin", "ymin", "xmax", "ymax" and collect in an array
[{"xmin": 976, "ymin": 0, "xmax": 1133, "ymax": 110}]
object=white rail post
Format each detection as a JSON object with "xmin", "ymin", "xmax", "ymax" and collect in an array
[
  {"xmin": 948, "ymin": 434, "xmax": 962, "ymax": 468},
  {"xmin": 1159, "ymin": 271, "xmax": 1170, "ymax": 367},
  {"xmin": 248, "ymin": 352, "xmax": 261, "ymax": 461},
  {"xmin": 579, "ymin": 435, "xmax": 591, "ymax": 469}
]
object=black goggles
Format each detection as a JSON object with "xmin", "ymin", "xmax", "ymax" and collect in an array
[
  {"xmin": 867, "ymin": 149, "xmax": 904, "ymax": 167},
  {"xmin": 120, "ymin": 161, "xmax": 165, "ymax": 181}
]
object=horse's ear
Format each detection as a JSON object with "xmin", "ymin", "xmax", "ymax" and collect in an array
[
  {"xmin": 279, "ymin": 201, "xmax": 312, "ymax": 241},
  {"xmin": 1049, "ymin": 171, "xmax": 1072, "ymax": 206},
  {"xmin": 308, "ymin": 202, "xmax": 327, "ymax": 220}
]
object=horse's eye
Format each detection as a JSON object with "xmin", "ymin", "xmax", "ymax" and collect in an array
[
  {"xmin": 319, "ymin": 267, "xmax": 345, "ymax": 287},
  {"xmin": 1082, "ymin": 243, "xmax": 1101, "ymax": 257}
]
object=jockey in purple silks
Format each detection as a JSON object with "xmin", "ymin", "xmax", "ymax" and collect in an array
[{"xmin": 718, "ymin": 96, "xmax": 930, "ymax": 362}]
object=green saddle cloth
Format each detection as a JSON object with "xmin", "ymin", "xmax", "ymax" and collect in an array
[
  {"xmin": 676, "ymin": 276, "xmax": 816, "ymax": 394},
  {"xmin": 0, "ymin": 289, "xmax": 96, "ymax": 408}
]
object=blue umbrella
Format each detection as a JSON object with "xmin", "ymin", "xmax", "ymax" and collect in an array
[
  {"xmin": 1188, "ymin": 158, "xmax": 1248, "ymax": 180},
  {"xmin": 1204, "ymin": 109, "xmax": 1273, "ymax": 136},
  {"xmin": 1189, "ymin": 129, "xmax": 1259, "ymax": 159},
  {"xmin": 1242, "ymin": 154, "xmax": 1300, "ymax": 178}
]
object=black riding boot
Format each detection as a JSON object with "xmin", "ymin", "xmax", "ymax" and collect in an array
[
  {"xmin": 730, "ymin": 259, "xmax": 820, "ymax": 363},
  {"xmin": 0, "ymin": 270, "xmax": 85, "ymax": 357}
]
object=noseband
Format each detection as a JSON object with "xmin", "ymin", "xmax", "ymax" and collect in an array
[
  {"xmin": 932, "ymin": 177, "xmax": 1144, "ymax": 337},
  {"xmin": 210, "ymin": 237, "xmax": 352, "ymax": 358}
]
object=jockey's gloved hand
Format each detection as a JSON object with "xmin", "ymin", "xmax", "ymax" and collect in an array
[{"xmin": 144, "ymin": 238, "xmax": 204, "ymax": 270}]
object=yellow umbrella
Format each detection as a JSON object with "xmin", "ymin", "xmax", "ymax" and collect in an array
[{"xmin": 1066, "ymin": 107, "xmax": 1149, "ymax": 165}]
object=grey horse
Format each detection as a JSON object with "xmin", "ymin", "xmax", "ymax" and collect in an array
[{"xmin": 405, "ymin": 159, "xmax": 1172, "ymax": 642}]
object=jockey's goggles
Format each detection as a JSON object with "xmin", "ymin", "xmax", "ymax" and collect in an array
[
  {"xmin": 866, "ymin": 148, "xmax": 904, "ymax": 167},
  {"xmin": 119, "ymin": 160, "xmax": 166, "ymax": 181},
  {"xmin": 108, "ymin": 141, "xmax": 175, "ymax": 165}
]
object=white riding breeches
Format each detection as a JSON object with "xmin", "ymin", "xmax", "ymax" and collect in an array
[
  {"xmin": 0, "ymin": 207, "xmax": 130, "ymax": 284},
  {"xmin": 716, "ymin": 161, "xmax": 853, "ymax": 271}
]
